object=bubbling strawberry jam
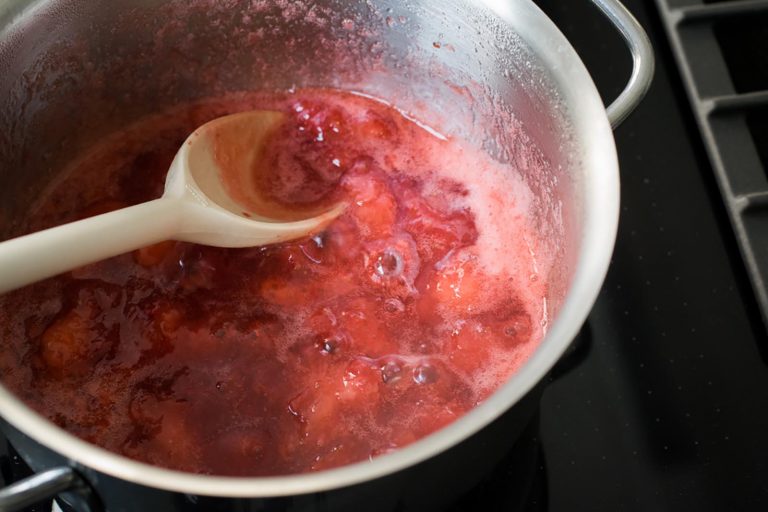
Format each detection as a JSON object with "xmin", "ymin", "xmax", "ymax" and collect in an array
[{"xmin": 0, "ymin": 89, "xmax": 549, "ymax": 476}]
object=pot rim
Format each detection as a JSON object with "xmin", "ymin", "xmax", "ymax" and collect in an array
[{"xmin": 0, "ymin": 0, "xmax": 620, "ymax": 497}]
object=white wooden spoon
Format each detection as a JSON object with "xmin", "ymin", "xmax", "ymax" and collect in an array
[{"xmin": 0, "ymin": 110, "xmax": 343, "ymax": 294}]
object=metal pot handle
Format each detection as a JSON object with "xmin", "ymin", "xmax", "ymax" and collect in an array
[
  {"xmin": 588, "ymin": 0, "xmax": 655, "ymax": 129},
  {"xmin": 0, "ymin": 466, "xmax": 100, "ymax": 512}
]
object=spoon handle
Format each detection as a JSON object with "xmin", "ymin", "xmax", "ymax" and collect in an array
[{"xmin": 0, "ymin": 198, "xmax": 182, "ymax": 294}]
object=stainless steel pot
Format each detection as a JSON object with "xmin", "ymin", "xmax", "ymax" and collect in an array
[{"xmin": 0, "ymin": 0, "xmax": 653, "ymax": 510}]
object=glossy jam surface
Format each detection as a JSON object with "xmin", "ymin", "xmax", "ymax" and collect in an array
[{"xmin": 0, "ymin": 90, "xmax": 548, "ymax": 476}]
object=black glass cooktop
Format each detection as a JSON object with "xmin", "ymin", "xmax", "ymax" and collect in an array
[
  {"xmin": 534, "ymin": 0, "xmax": 768, "ymax": 510},
  {"xmin": 3, "ymin": 0, "xmax": 768, "ymax": 510}
]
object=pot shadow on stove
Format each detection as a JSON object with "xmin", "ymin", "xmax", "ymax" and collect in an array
[
  {"xmin": 445, "ymin": 325, "xmax": 594, "ymax": 512},
  {"xmin": 446, "ymin": 414, "xmax": 548, "ymax": 512},
  {"xmin": 0, "ymin": 440, "xmax": 56, "ymax": 512}
]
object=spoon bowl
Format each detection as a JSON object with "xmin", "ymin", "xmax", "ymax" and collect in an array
[
  {"xmin": 164, "ymin": 109, "xmax": 344, "ymax": 247},
  {"xmin": 0, "ymin": 110, "xmax": 343, "ymax": 293}
]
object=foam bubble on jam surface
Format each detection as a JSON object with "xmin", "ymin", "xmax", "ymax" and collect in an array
[{"xmin": 0, "ymin": 88, "xmax": 555, "ymax": 476}]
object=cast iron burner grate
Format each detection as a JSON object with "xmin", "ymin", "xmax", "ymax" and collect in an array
[
  {"xmin": 0, "ymin": 441, "xmax": 64, "ymax": 512},
  {"xmin": 655, "ymin": 0, "xmax": 768, "ymax": 362}
]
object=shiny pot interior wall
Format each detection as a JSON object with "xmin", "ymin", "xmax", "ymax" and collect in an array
[{"xmin": 0, "ymin": 0, "xmax": 576, "ymax": 320}]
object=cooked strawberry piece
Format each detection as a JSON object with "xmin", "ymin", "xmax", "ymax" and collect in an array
[
  {"xmin": 395, "ymin": 181, "xmax": 477, "ymax": 264},
  {"xmin": 418, "ymin": 250, "xmax": 486, "ymax": 319},
  {"xmin": 135, "ymin": 241, "xmax": 177, "ymax": 267},
  {"xmin": 210, "ymin": 427, "xmax": 265, "ymax": 464},
  {"xmin": 335, "ymin": 298, "xmax": 399, "ymax": 357},
  {"xmin": 354, "ymin": 109, "xmax": 400, "ymax": 143},
  {"xmin": 443, "ymin": 320, "xmax": 493, "ymax": 375},
  {"xmin": 154, "ymin": 304, "xmax": 183, "ymax": 338},
  {"xmin": 308, "ymin": 437, "xmax": 371, "ymax": 472},
  {"xmin": 338, "ymin": 357, "xmax": 382, "ymax": 402},
  {"xmin": 341, "ymin": 172, "xmax": 397, "ymax": 239},
  {"xmin": 255, "ymin": 101, "xmax": 354, "ymax": 206},
  {"xmin": 147, "ymin": 404, "xmax": 201, "ymax": 471},
  {"xmin": 39, "ymin": 309, "xmax": 94, "ymax": 378},
  {"xmin": 38, "ymin": 290, "xmax": 118, "ymax": 379}
]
